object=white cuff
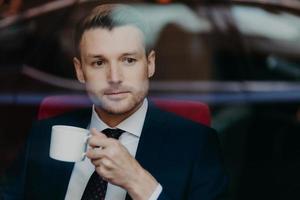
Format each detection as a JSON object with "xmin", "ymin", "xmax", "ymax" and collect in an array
[{"xmin": 148, "ymin": 183, "xmax": 163, "ymax": 200}]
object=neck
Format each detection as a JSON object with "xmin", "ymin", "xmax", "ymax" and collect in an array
[{"xmin": 95, "ymin": 102, "xmax": 143, "ymax": 127}]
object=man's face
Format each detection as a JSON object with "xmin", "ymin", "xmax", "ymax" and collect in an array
[{"xmin": 74, "ymin": 25, "xmax": 155, "ymax": 115}]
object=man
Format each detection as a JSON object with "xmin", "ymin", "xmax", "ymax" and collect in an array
[{"xmin": 1, "ymin": 3, "xmax": 228, "ymax": 200}]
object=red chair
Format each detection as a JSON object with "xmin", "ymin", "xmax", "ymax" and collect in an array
[{"xmin": 38, "ymin": 95, "xmax": 211, "ymax": 126}]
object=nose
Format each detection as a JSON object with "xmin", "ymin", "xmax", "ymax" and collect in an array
[{"xmin": 107, "ymin": 61, "xmax": 122, "ymax": 84}]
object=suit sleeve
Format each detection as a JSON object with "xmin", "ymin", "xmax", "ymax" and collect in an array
[
  {"xmin": 0, "ymin": 140, "xmax": 30, "ymax": 200},
  {"xmin": 157, "ymin": 190, "xmax": 172, "ymax": 200},
  {"xmin": 0, "ymin": 121, "xmax": 38, "ymax": 200},
  {"xmin": 187, "ymin": 129, "xmax": 229, "ymax": 200},
  {"xmin": 157, "ymin": 128, "xmax": 229, "ymax": 200}
]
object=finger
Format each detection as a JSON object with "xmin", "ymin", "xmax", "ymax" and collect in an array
[
  {"xmin": 91, "ymin": 158, "xmax": 101, "ymax": 167},
  {"xmin": 88, "ymin": 128, "xmax": 109, "ymax": 148},
  {"xmin": 92, "ymin": 158, "xmax": 113, "ymax": 170},
  {"xmin": 95, "ymin": 165, "xmax": 110, "ymax": 181},
  {"xmin": 90, "ymin": 128, "xmax": 107, "ymax": 137},
  {"xmin": 86, "ymin": 147, "xmax": 105, "ymax": 159}
]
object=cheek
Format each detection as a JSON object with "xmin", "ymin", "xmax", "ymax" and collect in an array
[
  {"xmin": 127, "ymin": 75, "xmax": 148, "ymax": 91},
  {"xmin": 84, "ymin": 69, "xmax": 105, "ymax": 81},
  {"xmin": 130, "ymin": 75, "xmax": 149, "ymax": 93},
  {"xmin": 84, "ymin": 72, "xmax": 106, "ymax": 90},
  {"xmin": 125, "ymin": 66, "xmax": 149, "ymax": 82}
]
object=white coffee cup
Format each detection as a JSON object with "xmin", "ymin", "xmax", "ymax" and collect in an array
[{"xmin": 49, "ymin": 125, "xmax": 90, "ymax": 162}]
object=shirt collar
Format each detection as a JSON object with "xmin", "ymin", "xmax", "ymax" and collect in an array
[{"xmin": 90, "ymin": 99, "xmax": 148, "ymax": 138}]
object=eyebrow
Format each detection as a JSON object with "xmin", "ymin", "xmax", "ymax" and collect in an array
[
  {"xmin": 86, "ymin": 52, "xmax": 140, "ymax": 59},
  {"xmin": 122, "ymin": 52, "xmax": 139, "ymax": 56},
  {"xmin": 86, "ymin": 54, "xmax": 104, "ymax": 59}
]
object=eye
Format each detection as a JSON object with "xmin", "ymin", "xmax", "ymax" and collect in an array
[
  {"xmin": 92, "ymin": 60, "xmax": 104, "ymax": 67},
  {"xmin": 123, "ymin": 57, "xmax": 137, "ymax": 65}
]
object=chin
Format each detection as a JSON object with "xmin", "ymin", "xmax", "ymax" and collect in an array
[
  {"xmin": 90, "ymin": 92, "xmax": 146, "ymax": 115},
  {"xmin": 101, "ymin": 99, "xmax": 140, "ymax": 115}
]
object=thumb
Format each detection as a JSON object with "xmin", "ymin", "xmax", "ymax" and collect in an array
[{"xmin": 90, "ymin": 128, "xmax": 107, "ymax": 138}]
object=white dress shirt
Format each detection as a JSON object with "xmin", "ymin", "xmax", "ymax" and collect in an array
[{"xmin": 65, "ymin": 99, "xmax": 162, "ymax": 200}]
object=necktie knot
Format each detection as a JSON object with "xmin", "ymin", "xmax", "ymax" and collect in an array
[{"xmin": 102, "ymin": 128, "xmax": 124, "ymax": 139}]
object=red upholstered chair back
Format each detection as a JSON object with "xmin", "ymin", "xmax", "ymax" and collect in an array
[{"xmin": 38, "ymin": 95, "xmax": 211, "ymax": 126}]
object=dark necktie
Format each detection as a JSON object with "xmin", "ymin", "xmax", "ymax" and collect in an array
[{"xmin": 81, "ymin": 128, "xmax": 124, "ymax": 200}]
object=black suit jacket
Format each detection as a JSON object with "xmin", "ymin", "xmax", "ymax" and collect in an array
[{"xmin": 2, "ymin": 103, "xmax": 228, "ymax": 200}]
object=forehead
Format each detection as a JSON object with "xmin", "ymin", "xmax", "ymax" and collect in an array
[{"xmin": 79, "ymin": 25, "xmax": 146, "ymax": 56}]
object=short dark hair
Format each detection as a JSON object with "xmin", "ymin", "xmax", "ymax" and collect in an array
[{"xmin": 74, "ymin": 4, "xmax": 153, "ymax": 57}]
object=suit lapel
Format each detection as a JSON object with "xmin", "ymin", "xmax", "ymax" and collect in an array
[
  {"xmin": 126, "ymin": 103, "xmax": 169, "ymax": 200},
  {"xmin": 135, "ymin": 103, "xmax": 168, "ymax": 172}
]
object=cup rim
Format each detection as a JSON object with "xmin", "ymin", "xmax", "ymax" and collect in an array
[{"xmin": 52, "ymin": 125, "xmax": 89, "ymax": 133}]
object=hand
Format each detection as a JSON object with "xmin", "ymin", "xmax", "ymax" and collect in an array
[{"xmin": 86, "ymin": 128, "xmax": 158, "ymax": 200}]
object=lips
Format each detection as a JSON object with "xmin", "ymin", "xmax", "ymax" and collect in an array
[
  {"xmin": 104, "ymin": 91, "xmax": 129, "ymax": 95},
  {"xmin": 103, "ymin": 90, "xmax": 130, "ymax": 100}
]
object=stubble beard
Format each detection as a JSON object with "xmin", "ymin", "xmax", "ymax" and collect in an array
[{"xmin": 88, "ymin": 81, "xmax": 149, "ymax": 116}]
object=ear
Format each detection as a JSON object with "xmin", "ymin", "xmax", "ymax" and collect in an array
[
  {"xmin": 73, "ymin": 57, "xmax": 85, "ymax": 83},
  {"xmin": 147, "ymin": 50, "xmax": 155, "ymax": 78}
]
